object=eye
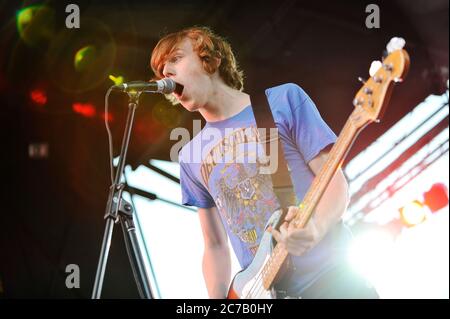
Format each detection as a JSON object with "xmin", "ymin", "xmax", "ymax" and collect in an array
[{"xmin": 169, "ymin": 55, "xmax": 182, "ymax": 63}]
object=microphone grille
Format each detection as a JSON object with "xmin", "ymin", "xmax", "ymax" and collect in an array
[{"xmin": 160, "ymin": 78, "xmax": 176, "ymax": 94}]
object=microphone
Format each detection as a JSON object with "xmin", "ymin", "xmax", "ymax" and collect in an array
[{"xmin": 112, "ymin": 78, "xmax": 177, "ymax": 94}]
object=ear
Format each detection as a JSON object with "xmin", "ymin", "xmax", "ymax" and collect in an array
[{"xmin": 215, "ymin": 56, "xmax": 221, "ymax": 69}]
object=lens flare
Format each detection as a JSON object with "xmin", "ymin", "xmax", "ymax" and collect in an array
[
  {"xmin": 74, "ymin": 46, "xmax": 97, "ymax": 72},
  {"xmin": 16, "ymin": 5, "xmax": 55, "ymax": 46}
]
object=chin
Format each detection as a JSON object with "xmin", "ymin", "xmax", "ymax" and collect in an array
[
  {"xmin": 182, "ymin": 106, "xmax": 194, "ymax": 112},
  {"xmin": 181, "ymin": 102, "xmax": 198, "ymax": 112}
]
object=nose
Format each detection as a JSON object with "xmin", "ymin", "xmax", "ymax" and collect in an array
[{"xmin": 162, "ymin": 63, "xmax": 175, "ymax": 78}]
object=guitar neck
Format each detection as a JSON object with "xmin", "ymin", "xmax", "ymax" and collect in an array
[
  {"xmin": 293, "ymin": 109, "xmax": 369, "ymax": 228},
  {"xmin": 259, "ymin": 48, "xmax": 409, "ymax": 291},
  {"xmin": 262, "ymin": 109, "xmax": 371, "ymax": 289}
]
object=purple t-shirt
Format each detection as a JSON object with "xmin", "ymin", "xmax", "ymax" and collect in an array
[{"xmin": 179, "ymin": 83, "xmax": 352, "ymax": 294}]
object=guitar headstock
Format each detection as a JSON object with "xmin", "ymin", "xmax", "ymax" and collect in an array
[{"xmin": 351, "ymin": 49, "xmax": 410, "ymax": 129}]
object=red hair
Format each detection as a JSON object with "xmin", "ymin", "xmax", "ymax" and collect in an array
[{"xmin": 150, "ymin": 26, "xmax": 244, "ymax": 91}]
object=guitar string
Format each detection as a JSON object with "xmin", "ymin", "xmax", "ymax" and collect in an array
[
  {"xmin": 243, "ymin": 245, "xmax": 283, "ymax": 298},
  {"xmin": 245, "ymin": 246, "xmax": 288, "ymax": 298},
  {"xmin": 243, "ymin": 251, "xmax": 274, "ymax": 298}
]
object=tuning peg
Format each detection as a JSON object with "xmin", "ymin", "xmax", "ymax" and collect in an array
[
  {"xmin": 363, "ymin": 87, "xmax": 373, "ymax": 95},
  {"xmin": 358, "ymin": 77, "xmax": 367, "ymax": 84},
  {"xmin": 386, "ymin": 37, "xmax": 406, "ymax": 53},
  {"xmin": 383, "ymin": 63, "xmax": 393, "ymax": 72},
  {"xmin": 369, "ymin": 60, "xmax": 382, "ymax": 76},
  {"xmin": 353, "ymin": 97, "xmax": 364, "ymax": 107},
  {"xmin": 374, "ymin": 75, "xmax": 383, "ymax": 83}
]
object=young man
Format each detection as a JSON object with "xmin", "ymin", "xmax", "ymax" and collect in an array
[{"xmin": 150, "ymin": 26, "xmax": 378, "ymax": 299}]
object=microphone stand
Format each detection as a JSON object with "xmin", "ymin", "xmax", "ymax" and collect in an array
[{"xmin": 92, "ymin": 91, "xmax": 154, "ymax": 299}]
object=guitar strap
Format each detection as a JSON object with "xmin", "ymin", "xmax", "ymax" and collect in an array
[
  {"xmin": 250, "ymin": 91, "xmax": 298, "ymax": 284},
  {"xmin": 250, "ymin": 92, "xmax": 298, "ymax": 211}
]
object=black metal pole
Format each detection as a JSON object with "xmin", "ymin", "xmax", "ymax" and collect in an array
[
  {"xmin": 120, "ymin": 213, "xmax": 153, "ymax": 298},
  {"xmin": 91, "ymin": 212, "xmax": 115, "ymax": 298},
  {"xmin": 92, "ymin": 92, "xmax": 154, "ymax": 299}
]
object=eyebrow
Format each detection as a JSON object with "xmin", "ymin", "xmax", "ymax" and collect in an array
[
  {"xmin": 171, "ymin": 48, "xmax": 184, "ymax": 54},
  {"xmin": 165, "ymin": 49, "xmax": 184, "ymax": 62}
]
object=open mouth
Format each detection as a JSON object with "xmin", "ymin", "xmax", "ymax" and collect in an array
[{"xmin": 174, "ymin": 82, "xmax": 184, "ymax": 98}]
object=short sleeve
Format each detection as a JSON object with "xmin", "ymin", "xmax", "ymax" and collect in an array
[
  {"xmin": 289, "ymin": 85, "xmax": 337, "ymax": 163},
  {"xmin": 179, "ymin": 160, "xmax": 216, "ymax": 208}
]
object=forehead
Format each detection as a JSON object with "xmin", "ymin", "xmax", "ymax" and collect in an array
[
  {"xmin": 154, "ymin": 37, "xmax": 195, "ymax": 76},
  {"xmin": 171, "ymin": 37, "xmax": 194, "ymax": 54}
]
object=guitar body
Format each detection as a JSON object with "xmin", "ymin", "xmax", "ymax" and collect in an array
[{"xmin": 227, "ymin": 209, "xmax": 284, "ymax": 299}]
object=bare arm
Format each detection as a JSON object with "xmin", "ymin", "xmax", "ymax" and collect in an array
[
  {"xmin": 198, "ymin": 207, "xmax": 231, "ymax": 298},
  {"xmin": 308, "ymin": 150, "xmax": 350, "ymax": 236}
]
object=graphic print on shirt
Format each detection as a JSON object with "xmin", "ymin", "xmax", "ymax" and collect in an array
[{"xmin": 200, "ymin": 126, "xmax": 279, "ymax": 255}]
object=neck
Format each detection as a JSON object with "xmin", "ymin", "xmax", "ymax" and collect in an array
[{"xmin": 198, "ymin": 80, "xmax": 250, "ymax": 122}]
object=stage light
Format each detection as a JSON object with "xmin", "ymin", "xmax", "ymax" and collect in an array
[
  {"xmin": 348, "ymin": 229, "xmax": 395, "ymax": 281},
  {"xmin": 423, "ymin": 183, "xmax": 449, "ymax": 213},
  {"xmin": 398, "ymin": 183, "xmax": 448, "ymax": 227},
  {"xmin": 28, "ymin": 143, "xmax": 49, "ymax": 159},
  {"xmin": 72, "ymin": 102, "xmax": 96, "ymax": 118},
  {"xmin": 399, "ymin": 200, "xmax": 428, "ymax": 227},
  {"xmin": 30, "ymin": 89, "xmax": 47, "ymax": 106}
]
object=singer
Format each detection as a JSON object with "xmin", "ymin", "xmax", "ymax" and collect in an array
[{"xmin": 149, "ymin": 26, "xmax": 379, "ymax": 299}]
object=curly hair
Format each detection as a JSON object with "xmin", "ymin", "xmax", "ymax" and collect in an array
[{"xmin": 150, "ymin": 26, "xmax": 244, "ymax": 92}]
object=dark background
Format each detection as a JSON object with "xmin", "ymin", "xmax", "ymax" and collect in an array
[{"xmin": 0, "ymin": 0, "xmax": 448, "ymax": 298}]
